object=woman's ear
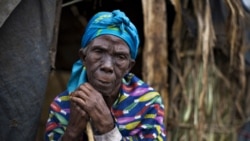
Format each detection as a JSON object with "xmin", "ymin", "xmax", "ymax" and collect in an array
[
  {"xmin": 79, "ymin": 48, "xmax": 87, "ymax": 63},
  {"xmin": 126, "ymin": 59, "xmax": 135, "ymax": 74}
]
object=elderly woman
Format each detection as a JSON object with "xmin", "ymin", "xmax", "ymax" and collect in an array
[{"xmin": 45, "ymin": 10, "xmax": 167, "ymax": 141}]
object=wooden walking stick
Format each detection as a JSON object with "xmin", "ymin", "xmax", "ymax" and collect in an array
[{"xmin": 86, "ymin": 121, "xmax": 94, "ymax": 141}]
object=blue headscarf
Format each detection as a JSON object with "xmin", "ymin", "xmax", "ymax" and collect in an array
[{"xmin": 67, "ymin": 9, "xmax": 140, "ymax": 93}]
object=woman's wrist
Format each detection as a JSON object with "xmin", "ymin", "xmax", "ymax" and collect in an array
[{"xmin": 61, "ymin": 127, "xmax": 82, "ymax": 141}]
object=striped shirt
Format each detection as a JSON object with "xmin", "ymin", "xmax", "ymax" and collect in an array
[{"xmin": 45, "ymin": 73, "xmax": 167, "ymax": 141}]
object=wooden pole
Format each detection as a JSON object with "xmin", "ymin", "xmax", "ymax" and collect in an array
[
  {"xmin": 86, "ymin": 122, "xmax": 94, "ymax": 141},
  {"xmin": 141, "ymin": 0, "xmax": 169, "ymax": 123}
]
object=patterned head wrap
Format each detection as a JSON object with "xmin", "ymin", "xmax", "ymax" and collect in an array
[{"xmin": 67, "ymin": 9, "xmax": 140, "ymax": 93}]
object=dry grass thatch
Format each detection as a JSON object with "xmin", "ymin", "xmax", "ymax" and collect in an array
[{"xmin": 167, "ymin": 0, "xmax": 250, "ymax": 140}]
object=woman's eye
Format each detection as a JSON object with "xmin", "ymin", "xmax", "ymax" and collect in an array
[
  {"xmin": 116, "ymin": 54, "xmax": 127, "ymax": 60},
  {"xmin": 93, "ymin": 48, "xmax": 103, "ymax": 53}
]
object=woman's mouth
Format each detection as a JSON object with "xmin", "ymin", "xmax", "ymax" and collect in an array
[{"xmin": 97, "ymin": 79, "xmax": 112, "ymax": 86}]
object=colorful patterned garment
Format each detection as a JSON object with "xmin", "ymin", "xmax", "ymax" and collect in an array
[{"xmin": 45, "ymin": 73, "xmax": 167, "ymax": 141}]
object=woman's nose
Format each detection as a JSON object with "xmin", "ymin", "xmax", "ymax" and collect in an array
[{"xmin": 100, "ymin": 55, "xmax": 114, "ymax": 73}]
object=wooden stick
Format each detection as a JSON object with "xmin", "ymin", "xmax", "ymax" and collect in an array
[
  {"xmin": 86, "ymin": 121, "xmax": 94, "ymax": 141},
  {"xmin": 62, "ymin": 0, "xmax": 82, "ymax": 7}
]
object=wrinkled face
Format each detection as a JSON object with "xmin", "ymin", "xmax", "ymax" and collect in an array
[{"xmin": 80, "ymin": 35, "xmax": 135, "ymax": 97}]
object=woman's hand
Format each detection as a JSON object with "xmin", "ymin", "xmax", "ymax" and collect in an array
[
  {"xmin": 61, "ymin": 94, "xmax": 89, "ymax": 141},
  {"xmin": 70, "ymin": 83, "xmax": 115, "ymax": 134}
]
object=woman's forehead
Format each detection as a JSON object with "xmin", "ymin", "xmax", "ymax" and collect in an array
[
  {"xmin": 90, "ymin": 35, "xmax": 130, "ymax": 51},
  {"xmin": 93, "ymin": 35, "xmax": 126, "ymax": 43}
]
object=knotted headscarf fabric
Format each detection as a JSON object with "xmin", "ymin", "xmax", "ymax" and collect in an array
[{"xmin": 67, "ymin": 9, "xmax": 140, "ymax": 93}]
